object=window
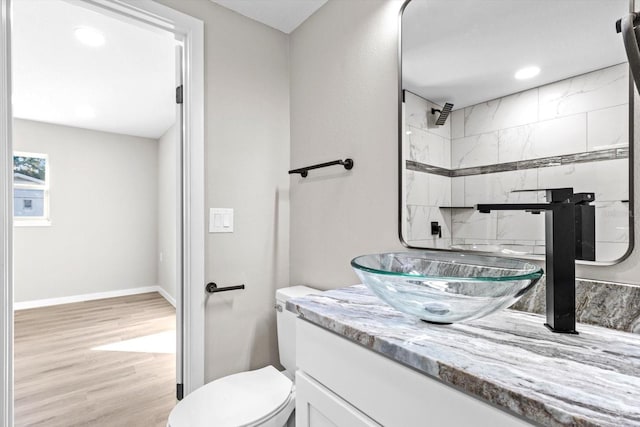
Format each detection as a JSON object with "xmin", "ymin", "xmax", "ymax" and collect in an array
[{"xmin": 13, "ymin": 152, "xmax": 49, "ymax": 225}]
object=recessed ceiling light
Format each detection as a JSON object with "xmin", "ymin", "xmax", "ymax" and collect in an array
[
  {"xmin": 514, "ymin": 66, "xmax": 540, "ymax": 80},
  {"xmin": 75, "ymin": 105, "xmax": 95, "ymax": 119},
  {"xmin": 74, "ymin": 27, "xmax": 105, "ymax": 47}
]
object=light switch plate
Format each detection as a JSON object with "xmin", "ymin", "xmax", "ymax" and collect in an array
[{"xmin": 209, "ymin": 208, "xmax": 234, "ymax": 233}]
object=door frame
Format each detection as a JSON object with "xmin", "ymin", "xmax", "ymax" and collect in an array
[{"xmin": 0, "ymin": 0, "xmax": 205, "ymax": 424}]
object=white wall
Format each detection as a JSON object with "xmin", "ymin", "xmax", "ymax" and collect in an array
[
  {"xmin": 158, "ymin": 123, "xmax": 177, "ymax": 304},
  {"xmin": 154, "ymin": 0, "xmax": 290, "ymax": 381},
  {"xmin": 13, "ymin": 119, "xmax": 158, "ymax": 303},
  {"xmin": 289, "ymin": 0, "xmax": 404, "ymax": 289}
]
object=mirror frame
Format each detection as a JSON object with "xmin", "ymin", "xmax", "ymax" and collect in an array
[{"xmin": 397, "ymin": 0, "xmax": 635, "ymax": 265}]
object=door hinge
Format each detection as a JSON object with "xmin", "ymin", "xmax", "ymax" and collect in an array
[
  {"xmin": 177, "ymin": 383, "xmax": 184, "ymax": 400},
  {"xmin": 176, "ymin": 85, "xmax": 183, "ymax": 104}
]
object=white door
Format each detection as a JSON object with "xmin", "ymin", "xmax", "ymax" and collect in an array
[{"xmin": 175, "ymin": 42, "xmax": 185, "ymax": 400}]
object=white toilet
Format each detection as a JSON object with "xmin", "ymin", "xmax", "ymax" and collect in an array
[{"xmin": 167, "ymin": 285, "xmax": 322, "ymax": 427}]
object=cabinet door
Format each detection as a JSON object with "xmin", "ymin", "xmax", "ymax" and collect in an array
[{"xmin": 296, "ymin": 371, "xmax": 381, "ymax": 427}]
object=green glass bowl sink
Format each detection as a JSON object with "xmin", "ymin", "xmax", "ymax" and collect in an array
[{"xmin": 351, "ymin": 251, "xmax": 543, "ymax": 324}]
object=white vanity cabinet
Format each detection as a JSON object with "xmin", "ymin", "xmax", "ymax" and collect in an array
[
  {"xmin": 296, "ymin": 372, "xmax": 380, "ymax": 427},
  {"xmin": 295, "ymin": 319, "xmax": 533, "ymax": 427}
]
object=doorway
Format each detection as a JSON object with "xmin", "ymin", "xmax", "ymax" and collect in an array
[
  {"xmin": 11, "ymin": 0, "xmax": 177, "ymax": 423},
  {"xmin": 0, "ymin": 0, "xmax": 205, "ymax": 425}
]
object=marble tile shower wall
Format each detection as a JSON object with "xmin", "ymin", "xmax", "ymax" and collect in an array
[
  {"xmin": 404, "ymin": 64, "xmax": 629, "ymax": 260},
  {"xmin": 404, "ymin": 91, "xmax": 452, "ymax": 248},
  {"xmin": 449, "ymin": 63, "xmax": 629, "ymax": 261}
]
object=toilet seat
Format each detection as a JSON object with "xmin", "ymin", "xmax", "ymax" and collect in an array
[{"xmin": 167, "ymin": 366, "xmax": 294, "ymax": 427}]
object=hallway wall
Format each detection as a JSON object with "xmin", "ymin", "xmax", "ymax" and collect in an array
[{"xmin": 13, "ymin": 119, "xmax": 158, "ymax": 303}]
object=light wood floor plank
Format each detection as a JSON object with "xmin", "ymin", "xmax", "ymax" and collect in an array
[{"xmin": 14, "ymin": 292, "xmax": 176, "ymax": 427}]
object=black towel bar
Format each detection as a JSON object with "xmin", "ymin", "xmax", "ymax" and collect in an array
[{"xmin": 288, "ymin": 158, "xmax": 354, "ymax": 177}]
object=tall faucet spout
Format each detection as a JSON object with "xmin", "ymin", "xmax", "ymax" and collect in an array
[
  {"xmin": 475, "ymin": 188, "xmax": 590, "ymax": 334},
  {"xmin": 475, "ymin": 203, "xmax": 551, "ymax": 214}
]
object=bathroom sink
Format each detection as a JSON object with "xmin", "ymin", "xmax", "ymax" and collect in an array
[{"xmin": 351, "ymin": 251, "xmax": 543, "ymax": 324}]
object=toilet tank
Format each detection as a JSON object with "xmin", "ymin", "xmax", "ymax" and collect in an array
[{"xmin": 275, "ymin": 286, "xmax": 322, "ymax": 373}]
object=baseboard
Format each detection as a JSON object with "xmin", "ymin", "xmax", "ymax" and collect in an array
[
  {"xmin": 156, "ymin": 286, "xmax": 176, "ymax": 307},
  {"xmin": 14, "ymin": 286, "xmax": 168, "ymax": 310}
]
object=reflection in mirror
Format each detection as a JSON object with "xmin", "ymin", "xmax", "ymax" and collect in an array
[{"xmin": 400, "ymin": 0, "xmax": 633, "ymax": 264}]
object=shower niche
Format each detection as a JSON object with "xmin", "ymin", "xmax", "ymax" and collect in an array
[{"xmin": 399, "ymin": 0, "xmax": 634, "ymax": 264}]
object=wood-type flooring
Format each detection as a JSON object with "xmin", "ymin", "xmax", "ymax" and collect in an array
[{"xmin": 14, "ymin": 292, "xmax": 176, "ymax": 426}]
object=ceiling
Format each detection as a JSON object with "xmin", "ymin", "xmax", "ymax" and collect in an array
[
  {"xmin": 12, "ymin": 0, "xmax": 176, "ymax": 139},
  {"xmin": 402, "ymin": 0, "xmax": 629, "ymax": 110},
  {"xmin": 211, "ymin": 0, "xmax": 328, "ymax": 33}
]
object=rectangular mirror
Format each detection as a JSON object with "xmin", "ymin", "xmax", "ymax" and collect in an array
[{"xmin": 399, "ymin": 0, "xmax": 634, "ymax": 264}]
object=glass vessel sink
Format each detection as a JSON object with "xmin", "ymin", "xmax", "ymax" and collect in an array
[{"xmin": 351, "ymin": 251, "xmax": 543, "ymax": 324}]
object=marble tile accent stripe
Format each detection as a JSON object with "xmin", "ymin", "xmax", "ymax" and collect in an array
[
  {"xmin": 288, "ymin": 285, "xmax": 640, "ymax": 427},
  {"xmin": 406, "ymin": 147, "xmax": 628, "ymax": 178},
  {"xmin": 512, "ymin": 277, "xmax": 640, "ymax": 333},
  {"xmin": 405, "ymin": 160, "xmax": 450, "ymax": 177}
]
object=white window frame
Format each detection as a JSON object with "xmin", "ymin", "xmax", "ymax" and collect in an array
[{"xmin": 12, "ymin": 151, "xmax": 50, "ymax": 226}]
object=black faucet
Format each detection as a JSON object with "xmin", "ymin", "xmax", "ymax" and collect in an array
[{"xmin": 476, "ymin": 188, "xmax": 595, "ymax": 334}]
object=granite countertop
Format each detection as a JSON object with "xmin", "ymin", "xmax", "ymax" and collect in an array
[{"xmin": 287, "ymin": 285, "xmax": 640, "ymax": 427}]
